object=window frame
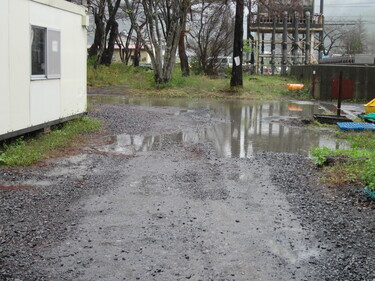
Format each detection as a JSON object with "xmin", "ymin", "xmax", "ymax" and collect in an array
[
  {"xmin": 31, "ymin": 25, "xmax": 61, "ymax": 80},
  {"xmin": 31, "ymin": 25, "xmax": 47, "ymax": 80}
]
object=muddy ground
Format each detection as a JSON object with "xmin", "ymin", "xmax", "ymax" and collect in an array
[{"xmin": 0, "ymin": 97, "xmax": 374, "ymax": 281}]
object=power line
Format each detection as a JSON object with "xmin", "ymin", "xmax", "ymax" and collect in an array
[
  {"xmin": 326, "ymin": 20, "xmax": 375, "ymax": 23},
  {"xmin": 327, "ymin": 15, "xmax": 375, "ymax": 16},
  {"xmin": 325, "ymin": 1, "xmax": 375, "ymax": 5},
  {"xmin": 325, "ymin": 4, "xmax": 375, "ymax": 6}
]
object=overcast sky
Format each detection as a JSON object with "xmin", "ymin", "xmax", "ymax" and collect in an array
[{"xmin": 316, "ymin": 0, "xmax": 375, "ymax": 37}]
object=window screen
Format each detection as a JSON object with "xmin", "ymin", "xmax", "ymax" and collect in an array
[{"xmin": 47, "ymin": 29, "xmax": 61, "ymax": 78}]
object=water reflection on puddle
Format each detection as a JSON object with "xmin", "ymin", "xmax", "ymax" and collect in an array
[{"xmin": 90, "ymin": 96, "xmax": 348, "ymax": 158}]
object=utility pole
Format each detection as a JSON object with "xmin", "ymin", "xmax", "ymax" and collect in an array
[
  {"xmin": 231, "ymin": 0, "xmax": 244, "ymax": 87},
  {"xmin": 319, "ymin": 0, "xmax": 324, "ymax": 60},
  {"xmin": 305, "ymin": 11, "xmax": 311, "ymax": 64}
]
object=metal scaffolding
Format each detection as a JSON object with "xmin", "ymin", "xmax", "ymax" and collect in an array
[{"xmin": 248, "ymin": 0, "xmax": 324, "ymax": 75}]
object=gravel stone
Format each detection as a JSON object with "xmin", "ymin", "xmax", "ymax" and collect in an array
[{"xmin": 0, "ymin": 100, "xmax": 373, "ymax": 281}]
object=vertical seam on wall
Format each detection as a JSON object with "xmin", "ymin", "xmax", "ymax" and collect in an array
[
  {"xmin": 7, "ymin": 0, "xmax": 11, "ymax": 132},
  {"xmin": 28, "ymin": 0, "xmax": 32, "ymax": 126}
]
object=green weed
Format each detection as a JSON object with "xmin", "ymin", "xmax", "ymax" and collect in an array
[
  {"xmin": 0, "ymin": 117, "xmax": 101, "ymax": 167},
  {"xmin": 87, "ymin": 62, "xmax": 298, "ymax": 100},
  {"xmin": 311, "ymin": 132, "xmax": 375, "ymax": 190}
]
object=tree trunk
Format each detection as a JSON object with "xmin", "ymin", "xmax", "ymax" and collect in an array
[
  {"xmin": 100, "ymin": 0, "xmax": 121, "ymax": 66},
  {"xmin": 124, "ymin": 27, "xmax": 134, "ymax": 65},
  {"xmin": 94, "ymin": 22, "xmax": 106, "ymax": 69},
  {"xmin": 133, "ymin": 34, "xmax": 142, "ymax": 67},
  {"xmin": 179, "ymin": 17, "xmax": 190, "ymax": 76},
  {"xmin": 162, "ymin": 19, "xmax": 182, "ymax": 83},
  {"xmin": 88, "ymin": 0, "xmax": 105, "ymax": 58},
  {"xmin": 230, "ymin": 0, "xmax": 244, "ymax": 88},
  {"xmin": 101, "ymin": 20, "xmax": 118, "ymax": 66}
]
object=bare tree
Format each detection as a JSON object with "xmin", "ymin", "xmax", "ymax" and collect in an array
[
  {"xmin": 87, "ymin": 0, "xmax": 122, "ymax": 68},
  {"xmin": 187, "ymin": 1, "xmax": 234, "ymax": 75},
  {"xmin": 319, "ymin": 19, "xmax": 369, "ymax": 56},
  {"xmin": 117, "ymin": 1, "xmax": 146, "ymax": 66},
  {"xmin": 116, "ymin": 29, "xmax": 134, "ymax": 64},
  {"xmin": 319, "ymin": 25, "xmax": 344, "ymax": 56},
  {"xmin": 341, "ymin": 20, "xmax": 368, "ymax": 55},
  {"xmin": 125, "ymin": 0, "xmax": 190, "ymax": 84}
]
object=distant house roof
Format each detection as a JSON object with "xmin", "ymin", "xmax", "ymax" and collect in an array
[{"xmin": 87, "ymin": 44, "xmax": 146, "ymax": 50}]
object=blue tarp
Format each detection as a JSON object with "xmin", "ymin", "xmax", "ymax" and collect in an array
[{"xmin": 337, "ymin": 122, "xmax": 375, "ymax": 132}]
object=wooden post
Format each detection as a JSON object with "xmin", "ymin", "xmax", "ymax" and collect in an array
[
  {"xmin": 337, "ymin": 71, "xmax": 343, "ymax": 116},
  {"xmin": 312, "ymin": 70, "xmax": 316, "ymax": 98},
  {"xmin": 281, "ymin": 11, "xmax": 288, "ymax": 76},
  {"xmin": 261, "ymin": 33, "xmax": 264, "ymax": 74}
]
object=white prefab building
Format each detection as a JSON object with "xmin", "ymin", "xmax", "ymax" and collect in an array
[{"xmin": 0, "ymin": 0, "xmax": 88, "ymax": 141}]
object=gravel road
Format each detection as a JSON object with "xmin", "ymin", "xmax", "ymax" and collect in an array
[{"xmin": 0, "ymin": 100, "xmax": 374, "ymax": 281}]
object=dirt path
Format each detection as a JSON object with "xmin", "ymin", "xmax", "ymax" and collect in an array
[{"xmin": 1, "ymin": 101, "xmax": 374, "ymax": 281}]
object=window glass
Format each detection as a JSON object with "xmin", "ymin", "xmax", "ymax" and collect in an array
[
  {"xmin": 31, "ymin": 26, "xmax": 61, "ymax": 79},
  {"xmin": 31, "ymin": 27, "xmax": 46, "ymax": 76}
]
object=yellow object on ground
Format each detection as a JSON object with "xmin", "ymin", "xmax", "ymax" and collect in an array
[
  {"xmin": 286, "ymin": 83, "xmax": 304, "ymax": 91},
  {"xmin": 288, "ymin": 105, "xmax": 303, "ymax": 111},
  {"xmin": 365, "ymin": 98, "xmax": 375, "ymax": 114}
]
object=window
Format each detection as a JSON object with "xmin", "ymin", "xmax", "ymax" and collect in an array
[{"xmin": 31, "ymin": 26, "xmax": 61, "ymax": 79}]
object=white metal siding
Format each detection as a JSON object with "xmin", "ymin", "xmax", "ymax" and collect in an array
[
  {"xmin": 30, "ymin": 80, "xmax": 61, "ymax": 126},
  {"xmin": 0, "ymin": 0, "xmax": 87, "ymax": 138},
  {"xmin": 29, "ymin": 0, "xmax": 87, "ymax": 120},
  {"xmin": 9, "ymin": 0, "xmax": 31, "ymax": 133},
  {"xmin": 0, "ymin": 0, "xmax": 10, "ymax": 135},
  {"xmin": 59, "ymin": 7, "xmax": 87, "ymax": 117}
]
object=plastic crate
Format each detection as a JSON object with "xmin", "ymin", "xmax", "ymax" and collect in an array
[
  {"xmin": 365, "ymin": 98, "xmax": 375, "ymax": 114},
  {"xmin": 337, "ymin": 122, "xmax": 375, "ymax": 132}
]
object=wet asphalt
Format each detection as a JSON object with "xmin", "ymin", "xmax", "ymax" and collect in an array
[{"xmin": 0, "ymin": 100, "xmax": 374, "ymax": 281}]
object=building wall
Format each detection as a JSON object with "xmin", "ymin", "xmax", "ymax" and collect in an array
[
  {"xmin": 291, "ymin": 65, "xmax": 375, "ymax": 101},
  {"xmin": 0, "ymin": 0, "xmax": 11, "ymax": 135},
  {"xmin": 6, "ymin": 1, "xmax": 31, "ymax": 135},
  {"xmin": 0, "ymin": 0, "xmax": 87, "ymax": 139},
  {"xmin": 112, "ymin": 49, "xmax": 151, "ymax": 65}
]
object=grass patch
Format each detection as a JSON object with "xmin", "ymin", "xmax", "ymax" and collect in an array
[
  {"xmin": 87, "ymin": 62, "xmax": 301, "ymax": 100},
  {"xmin": 311, "ymin": 131, "xmax": 375, "ymax": 190},
  {"xmin": 0, "ymin": 117, "xmax": 101, "ymax": 167}
]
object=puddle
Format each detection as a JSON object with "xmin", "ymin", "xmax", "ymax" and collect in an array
[
  {"xmin": 267, "ymin": 239, "xmax": 320, "ymax": 264},
  {"xmin": 91, "ymin": 96, "xmax": 349, "ymax": 158}
]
